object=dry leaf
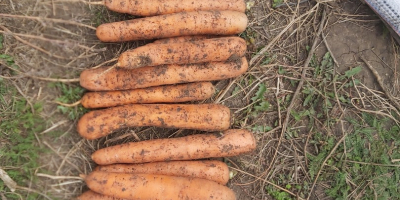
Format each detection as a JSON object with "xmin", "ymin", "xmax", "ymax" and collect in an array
[{"xmin": 0, "ymin": 168, "xmax": 17, "ymax": 192}]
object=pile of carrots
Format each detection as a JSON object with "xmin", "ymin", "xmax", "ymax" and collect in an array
[{"xmin": 76, "ymin": 0, "xmax": 255, "ymax": 199}]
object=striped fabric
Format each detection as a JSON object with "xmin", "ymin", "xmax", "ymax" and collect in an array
[{"xmin": 364, "ymin": 0, "xmax": 400, "ymax": 37}]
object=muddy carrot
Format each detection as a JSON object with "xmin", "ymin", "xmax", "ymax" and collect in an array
[
  {"xmin": 84, "ymin": 171, "xmax": 236, "ymax": 200},
  {"xmin": 117, "ymin": 37, "xmax": 246, "ymax": 68},
  {"xmin": 152, "ymin": 35, "xmax": 214, "ymax": 44},
  {"xmin": 103, "ymin": 0, "xmax": 245, "ymax": 16},
  {"xmin": 96, "ymin": 11, "xmax": 248, "ymax": 42},
  {"xmin": 77, "ymin": 104, "xmax": 231, "ymax": 140},
  {"xmin": 91, "ymin": 129, "xmax": 256, "ymax": 165},
  {"xmin": 80, "ymin": 57, "xmax": 248, "ymax": 91},
  {"xmin": 94, "ymin": 160, "xmax": 230, "ymax": 185},
  {"xmin": 81, "ymin": 82, "xmax": 215, "ymax": 108}
]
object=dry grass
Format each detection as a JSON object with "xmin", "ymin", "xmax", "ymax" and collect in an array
[{"xmin": 0, "ymin": 0, "xmax": 399, "ymax": 199}]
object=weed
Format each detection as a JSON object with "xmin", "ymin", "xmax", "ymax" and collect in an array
[
  {"xmin": 272, "ymin": 0, "xmax": 284, "ymax": 8},
  {"xmin": 308, "ymin": 114, "xmax": 400, "ymax": 199},
  {"xmin": 49, "ymin": 82, "xmax": 88, "ymax": 120},
  {"xmin": 302, "ymin": 52, "xmax": 400, "ymax": 199},
  {"xmin": 266, "ymin": 185, "xmax": 292, "ymax": 200},
  {"xmin": 0, "ymin": 79, "xmax": 47, "ymax": 199},
  {"xmin": 250, "ymin": 83, "xmax": 270, "ymax": 116}
]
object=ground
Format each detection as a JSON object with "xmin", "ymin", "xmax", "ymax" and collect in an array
[{"xmin": 0, "ymin": 0, "xmax": 399, "ymax": 199}]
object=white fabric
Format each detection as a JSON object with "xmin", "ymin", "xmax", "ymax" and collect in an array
[{"xmin": 365, "ymin": 0, "xmax": 400, "ymax": 35}]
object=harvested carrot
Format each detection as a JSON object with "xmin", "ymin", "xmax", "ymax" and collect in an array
[
  {"xmin": 77, "ymin": 104, "xmax": 231, "ymax": 140},
  {"xmin": 92, "ymin": 129, "xmax": 256, "ymax": 165},
  {"xmin": 153, "ymin": 35, "xmax": 214, "ymax": 44},
  {"xmin": 94, "ymin": 160, "xmax": 230, "ymax": 185},
  {"xmin": 96, "ymin": 11, "xmax": 248, "ymax": 42},
  {"xmin": 77, "ymin": 190, "xmax": 128, "ymax": 200},
  {"xmin": 103, "ymin": 0, "xmax": 245, "ymax": 16},
  {"xmin": 85, "ymin": 171, "xmax": 236, "ymax": 200},
  {"xmin": 80, "ymin": 57, "xmax": 248, "ymax": 91},
  {"xmin": 117, "ymin": 37, "xmax": 246, "ymax": 68},
  {"xmin": 81, "ymin": 82, "xmax": 214, "ymax": 108}
]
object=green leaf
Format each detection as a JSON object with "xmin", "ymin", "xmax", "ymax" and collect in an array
[
  {"xmin": 303, "ymin": 94, "xmax": 313, "ymax": 107},
  {"xmin": 254, "ymin": 101, "xmax": 270, "ymax": 112},
  {"xmin": 251, "ymin": 83, "xmax": 267, "ymax": 102},
  {"xmin": 278, "ymin": 66, "xmax": 286, "ymax": 75},
  {"xmin": 291, "ymin": 110, "xmax": 301, "ymax": 121},
  {"xmin": 231, "ymin": 86, "xmax": 240, "ymax": 95},
  {"xmin": 344, "ymin": 66, "xmax": 362, "ymax": 78}
]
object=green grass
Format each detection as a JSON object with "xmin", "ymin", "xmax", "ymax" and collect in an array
[
  {"xmin": 0, "ymin": 36, "xmax": 49, "ymax": 199},
  {"xmin": 254, "ymin": 51, "xmax": 400, "ymax": 199},
  {"xmin": 299, "ymin": 52, "xmax": 400, "ymax": 199},
  {"xmin": 308, "ymin": 113, "xmax": 400, "ymax": 199},
  {"xmin": 49, "ymin": 82, "xmax": 88, "ymax": 120},
  {"xmin": 272, "ymin": 0, "xmax": 284, "ymax": 8},
  {"xmin": 0, "ymin": 78, "xmax": 46, "ymax": 200}
]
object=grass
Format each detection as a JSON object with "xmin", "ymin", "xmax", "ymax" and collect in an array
[
  {"xmin": 50, "ymin": 82, "xmax": 88, "ymax": 121},
  {"xmin": 304, "ymin": 53, "xmax": 400, "ymax": 199},
  {"xmin": 259, "ymin": 51, "xmax": 400, "ymax": 199},
  {"xmin": 0, "ymin": 50, "xmax": 47, "ymax": 199},
  {"xmin": 308, "ymin": 113, "xmax": 400, "ymax": 199},
  {"xmin": 0, "ymin": 35, "xmax": 63, "ymax": 199},
  {"xmin": 231, "ymin": 42, "xmax": 400, "ymax": 199}
]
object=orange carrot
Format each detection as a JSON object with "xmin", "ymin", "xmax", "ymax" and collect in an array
[
  {"xmin": 80, "ymin": 57, "xmax": 248, "ymax": 91},
  {"xmin": 85, "ymin": 171, "xmax": 236, "ymax": 200},
  {"xmin": 77, "ymin": 104, "xmax": 231, "ymax": 140},
  {"xmin": 81, "ymin": 82, "xmax": 215, "ymax": 108},
  {"xmin": 117, "ymin": 37, "xmax": 246, "ymax": 68},
  {"xmin": 152, "ymin": 35, "xmax": 214, "ymax": 44},
  {"xmin": 77, "ymin": 190, "xmax": 128, "ymax": 200},
  {"xmin": 94, "ymin": 160, "xmax": 230, "ymax": 185},
  {"xmin": 96, "ymin": 11, "xmax": 248, "ymax": 42},
  {"xmin": 92, "ymin": 129, "xmax": 256, "ymax": 165},
  {"xmin": 104, "ymin": 0, "xmax": 245, "ymax": 16}
]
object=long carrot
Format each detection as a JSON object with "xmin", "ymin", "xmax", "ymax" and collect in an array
[
  {"xmin": 94, "ymin": 160, "xmax": 230, "ymax": 185},
  {"xmin": 152, "ymin": 35, "xmax": 214, "ymax": 44},
  {"xmin": 80, "ymin": 57, "xmax": 248, "ymax": 91},
  {"xmin": 77, "ymin": 190, "xmax": 128, "ymax": 200},
  {"xmin": 77, "ymin": 104, "xmax": 231, "ymax": 140},
  {"xmin": 91, "ymin": 129, "xmax": 256, "ymax": 165},
  {"xmin": 81, "ymin": 82, "xmax": 215, "ymax": 108},
  {"xmin": 84, "ymin": 171, "xmax": 237, "ymax": 200},
  {"xmin": 117, "ymin": 37, "xmax": 246, "ymax": 68},
  {"xmin": 103, "ymin": 0, "xmax": 245, "ymax": 16},
  {"xmin": 96, "ymin": 11, "xmax": 248, "ymax": 42}
]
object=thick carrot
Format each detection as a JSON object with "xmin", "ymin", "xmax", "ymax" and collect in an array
[
  {"xmin": 85, "ymin": 171, "xmax": 236, "ymax": 200},
  {"xmin": 96, "ymin": 11, "xmax": 248, "ymax": 42},
  {"xmin": 77, "ymin": 104, "xmax": 231, "ymax": 140},
  {"xmin": 117, "ymin": 37, "xmax": 246, "ymax": 68},
  {"xmin": 81, "ymin": 82, "xmax": 214, "ymax": 109},
  {"xmin": 104, "ymin": 0, "xmax": 245, "ymax": 16},
  {"xmin": 94, "ymin": 160, "xmax": 230, "ymax": 185},
  {"xmin": 153, "ymin": 35, "xmax": 214, "ymax": 44},
  {"xmin": 80, "ymin": 57, "xmax": 247, "ymax": 91},
  {"xmin": 77, "ymin": 190, "xmax": 128, "ymax": 200},
  {"xmin": 92, "ymin": 129, "xmax": 256, "ymax": 165}
]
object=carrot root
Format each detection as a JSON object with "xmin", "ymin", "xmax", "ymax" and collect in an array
[{"xmin": 91, "ymin": 129, "xmax": 256, "ymax": 165}]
